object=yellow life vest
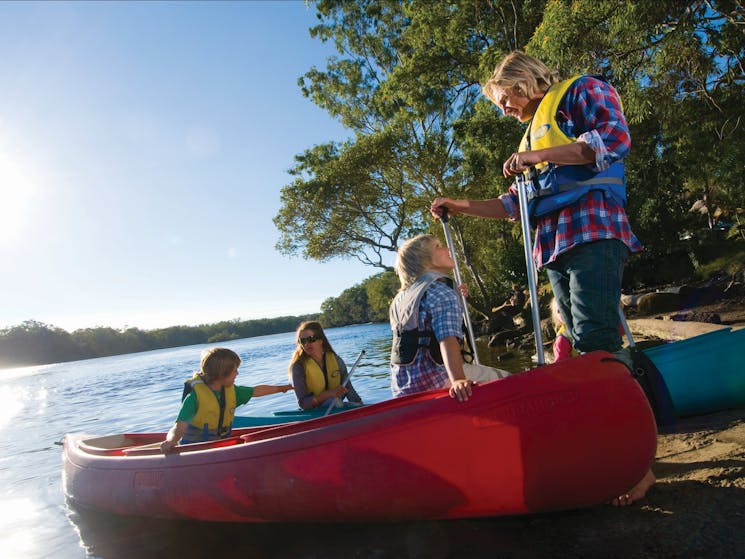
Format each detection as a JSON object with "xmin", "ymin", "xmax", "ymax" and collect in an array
[
  {"xmin": 519, "ymin": 76, "xmax": 582, "ymax": 168},
  {"xmin": 303, "ymin": 352, "xmax": 341, "ymax": 396},
  {"xmin": 518, "ymin": 75, "xmax": 627, "ymax": 219},
  {"xmin": 183, "ymin": 377, "xmax": 237, "ymax": 443}
]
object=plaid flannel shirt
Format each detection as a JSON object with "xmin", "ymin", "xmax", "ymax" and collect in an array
[
  {"xmin": 391, "ymin": 280, "xmax": 463, "ymax": 398},
  {"xmin": 499, "ymin": 75, "xmax": 643, "ymax": 269}
]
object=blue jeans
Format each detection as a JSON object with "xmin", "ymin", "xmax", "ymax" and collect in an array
[{"xmin": 545, "ymin": 239, "xmax": 628, "ymax": 353}]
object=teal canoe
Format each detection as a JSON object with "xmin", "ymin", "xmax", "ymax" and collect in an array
[
  {"xmin": 232, "ymin": 402, "xmax": 361, "ymax": 427},
  {"xmin": 643, "ymin": 327, "xmax": 745, "ymax": 417}
]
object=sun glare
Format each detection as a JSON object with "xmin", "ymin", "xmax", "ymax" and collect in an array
[
  {"xmin": 0, "ymin": 497, "xmax": 40, "ymax": 557},
  {"xmin": 0, "ymin": 386, "xmax": 25, "ymax": 429}
]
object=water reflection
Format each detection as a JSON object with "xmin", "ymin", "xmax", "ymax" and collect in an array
[
  {"xmin": 0, "ymin": 497, "xmax": 43, "ymax": 557},
  {"xmin": 68, "ymin": 501, "xmax": 595, "ymax": 559}
]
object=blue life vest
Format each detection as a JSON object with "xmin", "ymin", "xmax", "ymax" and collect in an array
[{"xmin": 519, "ymin": 75, "xmax": 627, "ymax": 218}]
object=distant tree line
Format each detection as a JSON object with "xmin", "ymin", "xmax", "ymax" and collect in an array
[
  {"xmin": 0, "ymin": 314, "xmax": 317, "ymax": 369},
  {"xmin": 0, "ymin": 272, "xmax": 402, "ymax": 369},
  {"xmin": 320, "ymin": 271, "xmax": 400, "ymax": 327}
]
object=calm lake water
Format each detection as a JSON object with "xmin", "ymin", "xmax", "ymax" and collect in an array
[{"xmin": 0, "ymin": 322, "xmax": 544, "ymax": 559}]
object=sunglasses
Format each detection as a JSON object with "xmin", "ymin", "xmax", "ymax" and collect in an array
[{"xmin": 299, "ymin": 335, "xmax": 321, "ymax": 345}]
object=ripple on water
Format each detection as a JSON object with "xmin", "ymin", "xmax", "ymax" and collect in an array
[{"xmin": 1, "ymin": 322, "xmax": 536, "ymax": 558}]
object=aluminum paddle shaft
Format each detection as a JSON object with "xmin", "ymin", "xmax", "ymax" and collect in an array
[
  {"xmin": 323, "ymin": 349, "xmax": 365, "ymax": 416},
  {"xmin": 515, "ymin": 172, "xmax": 545, "ymax": 365},
  {"xmin": 440, "ymin": 209, "xmax": 481, "ymax": 365}
]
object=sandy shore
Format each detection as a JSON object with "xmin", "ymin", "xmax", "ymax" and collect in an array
[
  {"xmin": 535, "ymin": 407, "xmax": 745, "ymax": 559},
  {"xmin": 479, "ymin": 296, "xmax": 745, "ymax": 558},
  {"xmin": 528, "ymin": 297, "xmax": 745, "ymax": 558}
]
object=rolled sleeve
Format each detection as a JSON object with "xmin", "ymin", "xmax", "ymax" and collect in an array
[{"xmin": 563, "ymin": 76, "xmax": 630, "ymax": 170}]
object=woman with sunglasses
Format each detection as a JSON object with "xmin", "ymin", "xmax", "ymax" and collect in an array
[{"xmin": 288, "ymin": 321, "xmax": 363, "ymax": 410}]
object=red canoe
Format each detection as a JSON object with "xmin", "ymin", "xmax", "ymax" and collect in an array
[{"xmin": 62, "ymin": 351, "xmax": 657, "ymax": 522}]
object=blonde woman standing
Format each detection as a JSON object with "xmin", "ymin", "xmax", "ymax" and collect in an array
[{"xmin": 432, "ymin": 51, "xmax": 652, "ymax": 505}]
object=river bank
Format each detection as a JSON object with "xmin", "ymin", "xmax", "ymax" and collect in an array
[
  {"xmin": 552, "ymin": 285, "xmax": 745, "ymax": 557},
  {"xmin": 471, "ymin": 278, "xmax": 745, "ymax": 558}
]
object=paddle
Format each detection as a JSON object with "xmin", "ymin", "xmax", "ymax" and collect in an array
[
  {"xmin": 440, "ymin": 209, "xmax": 481, "ymax": 363},
  {"xmin": 323, "ymin": 349, "xmax": 366, "ymax": 417},
  {"xmin": 515, "ymin": 171, "xmax": 545, "ymax": 365},
  {"xmin": 617, "ymin": 307, "xmax": 677, "ymax": 426},
  {"xmin": 440, "ymin": 209, "xmax": 509, "ymax": 381}
]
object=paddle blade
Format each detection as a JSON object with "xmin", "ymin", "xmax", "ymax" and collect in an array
[{"xmin": 463, "ymin": 362, "xmax": 510, "ymax": 383}]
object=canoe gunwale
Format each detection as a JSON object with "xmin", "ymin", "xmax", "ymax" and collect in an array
[{"xmin": 62, "ymin": 351, "xmax": 659, "ymax": 522}]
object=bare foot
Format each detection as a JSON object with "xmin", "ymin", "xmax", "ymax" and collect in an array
[{"xmin": 611, "ymin": 468, "xmax": 656, "ymax": 506}]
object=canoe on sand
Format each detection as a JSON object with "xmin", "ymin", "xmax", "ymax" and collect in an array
[{"xmin": 62, "ymin": 351, "xmax": 656, "ymax": 523}]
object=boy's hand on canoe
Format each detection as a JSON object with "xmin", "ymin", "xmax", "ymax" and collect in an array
[
  {"xmin": 449, "ymin": 379, "xmax": 474, "ymax": 402},
  {"xmin": 161, "ymin": 440, "xmax": 177, "ymax": 454}
]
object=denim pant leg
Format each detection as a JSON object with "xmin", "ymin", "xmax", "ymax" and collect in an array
[{"xmin": 545, "ymin": 239, "xmax": 628, "ymax": 353}]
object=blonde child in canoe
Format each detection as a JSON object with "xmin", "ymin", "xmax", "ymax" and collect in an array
[{"xmin": 161, "ymin": 347, "xmax": 293, "ymax": 453}]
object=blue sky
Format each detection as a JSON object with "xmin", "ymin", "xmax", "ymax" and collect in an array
[{"xmin": 0, "ymin": 1, "xmax": 390, "ymax": 332}]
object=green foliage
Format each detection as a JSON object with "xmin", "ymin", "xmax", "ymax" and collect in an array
[
  {"xmin": 0, "ymin": 320, "xmax": 84, "ymax": 368},
  {"xmin": 320, "ymin": 270, "xmax": 400, "ymax": 327},
  {"xmin": 728, "ymin": 208, "xmax": 745, "ymax": 242},
  {"xmin": 278, "ymin": 0, "xmax": 547, "ymax": 312},
  {"xmin": 278, "ymin": 0, "xmax": 744, "ymax": 310},
  {"xmin": 529, "ymin": 0, "xmax": 745, "ymax": 240},
  {"xmin": 692, "ymin": 244, "xmax": 745, "ymax": 280},
  {"xmin": 273, "ymin": 131, "xmax": 426, "ymax": 269},
  {"xmin": 363, "ymin": 270, "xmax": 400, "ymax": 321}
]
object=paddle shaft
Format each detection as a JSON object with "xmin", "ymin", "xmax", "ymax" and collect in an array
[
  {"xmin": 516, "ymin": 172, "xmax": 545, "ymax": 365},
  {"xmin": 440, "ymin": 209, "xmax": 481, "ymax": 365},
  {"xmin": 323, "ymin": 349, "xmax": 365, "ymax": 416},
  {"xmin": 618, "ymin": 306, "xmax": 636, "ymax": 348}
]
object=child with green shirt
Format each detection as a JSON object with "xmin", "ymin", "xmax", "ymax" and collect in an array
[{"xmin": 161, "ymin": 347, "xmax": 293, "ymax": 453}]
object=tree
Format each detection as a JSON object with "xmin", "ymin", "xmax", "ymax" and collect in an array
[
  {"xmin": 363, "ymin": 271, "xmax": 400, "ymax": 322},
  {"xmin": 527, "ymin": 0, "xmax": 745, "ymax": 278},
  {"xmin": 275, "ymin": 131, "xmax": 424, "ymax": 270},
  {"xmin": 0, "ymin": 320, "xmax": 83, "ymax": 367},
  {"xmin": 278, "ymin": 1, "xmax": 743, "ymax": 320},
  {"xmin": 276, "ymin": 0, "xmax": 546, "ymax": 314}
]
